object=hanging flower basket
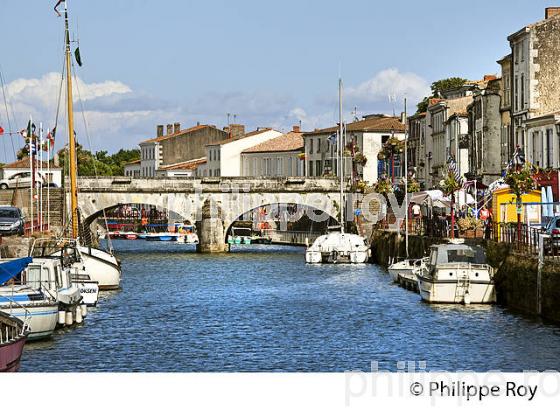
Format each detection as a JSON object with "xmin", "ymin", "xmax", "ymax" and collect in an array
[{"xmin": 354, "ymin": 152, "xmax": 368, "ymax": 166}]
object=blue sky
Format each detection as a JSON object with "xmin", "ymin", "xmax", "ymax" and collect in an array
[{"xmin": 0, "ymin": 0, "xmax": 557, "ymax": 160}]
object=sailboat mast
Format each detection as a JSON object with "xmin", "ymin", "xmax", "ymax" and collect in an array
[
  {"xmin": 64, "ymin": 1, "xmax": 79, "ymax": 238},
  {"xmin": 404, "ymin": 98, "xmax": 409, "ymax": 258},
  {"xmin": 338, "ymin": 78, "xmax": 344, "ymax": 234}
]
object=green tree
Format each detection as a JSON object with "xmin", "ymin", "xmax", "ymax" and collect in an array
[{"xmin": 416, "ymin": 77, "xmax": 468, "ymax": 113}]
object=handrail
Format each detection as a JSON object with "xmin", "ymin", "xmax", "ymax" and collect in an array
[{"xmin": 0, "ymin": 291, "xmax": 32, "ymax": 335}]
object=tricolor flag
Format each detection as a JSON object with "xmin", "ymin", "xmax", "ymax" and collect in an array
[{"xmin": 47, "ymin": 127, "xmax": 56, "ymax": 146}]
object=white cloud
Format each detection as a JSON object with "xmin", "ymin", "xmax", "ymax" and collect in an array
[
  {"xmin": 1, "ymin": 72, "xmax": 178, "ymax": 159},
  {"xmin": 346, "ymin": 68, "xmax": 430, "ymax": 107}
]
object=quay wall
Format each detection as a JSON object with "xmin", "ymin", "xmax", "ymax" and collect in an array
[{"xmin": 370, "ymin": 231, "xmax": 560, "ymax": 324}]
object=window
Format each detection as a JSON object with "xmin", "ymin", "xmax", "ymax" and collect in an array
[
  {"xmin": 217, "ymin": 150, "xmax": 220, "ymax": 161},
  {"xmin": 288, "ymin": 157, "xmax": 292, "ymax": 176},
  {"xmin": 521, "ymin": 74, "xmax": 525, "ymax": 110},
  {"xmin": 514, "ymin": 76, "xmax": 519, "ymax": 111},
  {"xmin": 315, "ymin": 160, "xmax": 322, "ymax": 176},
  {"xmin": 316, "ymin": 138, "xmax": 321, "ymax": 153},
  {"xmin": 309, "ymin": 139, "xmax": 314, "ymax": 154},
  {"xmin": 308, "ymin": 160, "xmax": 314, "ymax": 176},
  {"xmin": 547, "ymin": 129, "xmax": 553, "ymax": 168}
]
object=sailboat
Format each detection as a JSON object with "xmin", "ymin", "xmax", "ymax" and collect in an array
[
  {"xmin": 305, "ymin": 79, "xmax": 371, "ymax": 264},
  {"xmin": 387, "ymin": 98, "xmax": 425, "ymax": 282},
  {"xmin": 57, "ymin": 1, "xmax": 121, "ymax": 290}
]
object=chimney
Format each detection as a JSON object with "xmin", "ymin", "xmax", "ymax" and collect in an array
[
  {"xmin": 230, "ymin": 124, "xmax": 245, "ymax": 139},
  {"xmin": 545, "ymin": 7, "xmax": 560, "ymax": 19},
  {"xmin": 292, "ymin": 125, "xmax": 301, "ymax": 133},
  {"xmin": 157, "ymin": 125, "xmax": 164, "ymax": 137},
  {"xmin": 166, "ymin": 124, "xmax": 173, "ymax": 135},
  {"xmin": 400, "ymin": 112, "xmax": 406, "ymax": 124},
  {"xmin": 173, "ymin": 122, "xmax": 181, "ymax": 134}
]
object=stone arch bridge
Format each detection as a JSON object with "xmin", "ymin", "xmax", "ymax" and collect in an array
[{"xmin": 76, "ymin": 177, "xmax": 351, "ymax": 252}]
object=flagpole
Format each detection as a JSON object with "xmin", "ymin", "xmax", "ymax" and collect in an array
[
  {"xmin": 47, "ymin": 128, "xmax": 51, "ymax": 231},
  {"xmin": 404, "ymin": 98, "xmax": 409, "ymax": 257},
  {"xmin": 39, "ymin": 122, "xmax": 43, "ymax": 232},
  {"xmin": 29, "ymin": 115, "xmax": 34, "ymax": 235}
]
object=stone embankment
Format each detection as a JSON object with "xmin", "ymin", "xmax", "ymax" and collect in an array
[{"xmin": 370, "ymin": 230, "xmax": 560, "ymax": 324}]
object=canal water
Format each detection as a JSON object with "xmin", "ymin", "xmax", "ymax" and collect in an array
[{"xmin": 20, "ymin": 242, "xmax": 560, "ymax": 372}]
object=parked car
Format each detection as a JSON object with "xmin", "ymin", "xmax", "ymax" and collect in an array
[
  {"xmin": 0, "ymin": 172, "xmax": 45, "ymax": 189},
  {"xmin": 0, "ymin": 206, "xmax": 25, "ymax": 236}
]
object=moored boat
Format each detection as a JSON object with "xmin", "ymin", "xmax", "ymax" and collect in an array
[
  {"xmin": 388, "ymin": 258, "xmax": 424, "ymax": 283},
  {"xmin": 305, "ymin": 231, "xmax": 371, "ymax": 264},
  {"xmin": 0, "ymin": 258, "xmax": 58, "ymax": 340},
  {"xmin": 415, "ymin": 244, "xmax": 496, "ymax": 304},
  {"xmin": 0, "ymin": 311, "xmax": 28, "ymax": 372}
]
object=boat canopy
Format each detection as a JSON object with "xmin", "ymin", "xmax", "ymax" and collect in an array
[
  {"xmin": 0, "ymin": 257, "xmax": 33, "ymax": 285},
  {"xmin": 431, "ymin": 245, "xmax": 487, "ymax": 265}
]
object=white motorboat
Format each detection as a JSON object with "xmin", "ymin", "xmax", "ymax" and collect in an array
[
  {"xmin": 415, "ymin": 244, "xmax": 496, "ymax": 304},
  {"xmin": 0, "ymin": 258, "xmax": 58, "ymax": 341},
  {"xmin": 24, "ymin": 258, "xmax": 86, "ymax": 325},
  {"xmin": 388, "ymin": 258, "xmax": 424, "ymax": 283},
  {"xmin": 70, "ymin": 273, "xmax": 99, "ymax": 307},
  {"xmin": 306, "ymin": 231, "xmax": 371, "ymax": 264}
]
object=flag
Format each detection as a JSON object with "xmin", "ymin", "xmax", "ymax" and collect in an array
[
  {"xmin": 54, "ymin": 0, "xmax": 65, "ymax": 17},
  {"xmin": 74, "ymin": 47, "xmax": 83, "ymax": 67},
  {"xmin": 327, "ymin": 133, "xmax": 337, "ymax": 145},
  {"xmin": 0, "ymin": 126, "xmax": 4, "ymax": 135},
  {"xmin": 446, "ymin": 155, "xmax": 463, "ymax": 184},
  {"xmin": 47, "ymin": 127, "xmax": 56, "ymax": 146}
]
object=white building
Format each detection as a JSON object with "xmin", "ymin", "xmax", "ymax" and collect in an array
[
  {"xmin": 240, "ymin": 130, "xmax": 304, "ymax": 177},
  {"xmin": 156, "ymin": 158, "xmax": 206, "ymax": 178},
  {"xmin": 1, "ymin": 157, "xmax": 62, "ymax": 187},
  {"xmin": 204, "ymin": 128, "xmax": 283, "ymax": 177},
  {"xmin": 124, "ymin": 160, "xmax": 141, "ymax": 177},
  {"xmin": 303, "ymin": 115, "xmax": 406, "ymax": 185}
]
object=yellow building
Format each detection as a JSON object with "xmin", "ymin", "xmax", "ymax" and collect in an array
[{"xmin": 492, "ymin": 188, "xmax": 542, "ymax": 224}]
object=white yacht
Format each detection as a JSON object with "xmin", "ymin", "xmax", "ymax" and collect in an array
[
  {"xmin": 0, "ymin": 258, "xmax": 59, "ymax": 340},
  {"xmin": 306, "ymin": 231, "xmax": 371, "ymax": 264},
  {"xmin": 30, "ymin": 239, "xmax": 100, "ymax": 305},
  {"xmin": 415, "ymin": 244, "xmax": 496, "ymax": 304},
  {"xmin": 77, "ymin": 245, "xmax": 121, "ymax": 291},
  {"xmin": 388, "ymin": 258, "xmax": 424, "ymax": 283},
  {"xmin": 305, "ymin": 78, "xmax": 370, "ymax": 264}
]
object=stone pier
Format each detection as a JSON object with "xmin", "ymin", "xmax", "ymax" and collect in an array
[{"xmin": 196, "ymin": 198, "xmax": 228, "ymax": 253}]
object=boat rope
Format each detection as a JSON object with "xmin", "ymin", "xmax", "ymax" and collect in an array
[
  {"xmin": 0, "ymin": 65, "xmax": 17, "ymax": 162},
  {"xmin": 71, "ymin": 59, "xmax": 114, "ymax": 254}
]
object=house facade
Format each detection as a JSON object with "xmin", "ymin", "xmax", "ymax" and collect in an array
[
  {"xmin": 508, "ymin": 8, "xmax": 560, "ymax": 167},
  {"xmin": 124, "ymin": 160, "xmax": 141, "ymax": 177},
  {"xmin": 302, "ymin": 115, "xmax": 406, "ymax": 185},
  {"xmin": 241, "ymin": 129, "xmax": 304, "ymax": 177},
  {"xmin": 138, "ymin": 123, "xmax": 229, "ymax": 177},
  {"xmin": 1, "ymin": 157, "xmax": 62, "ymax": 187},
  {"xmin": 204, "ymin": 128, "xmax": 283, "ymax": 177}
]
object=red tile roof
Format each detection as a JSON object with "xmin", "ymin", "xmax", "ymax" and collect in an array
[
  {"xmin": 242, "ymin": 132, "xmax": 303, "ymax": 154},
  {"xmin": 206, "ymin": 128, "xmax": 274, "ymax": 146},
  {"xmin": 3, "ymin": 157, "xmax": 61, "ymax": 169},
  {"xmin": 304, "ymin": 116, "xmax": 405, "ymax": 136},
  {"xmin": 158, "ymin": 158, "xmax": 207, "ymax": 171}
]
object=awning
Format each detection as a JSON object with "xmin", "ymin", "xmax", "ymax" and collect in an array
[{"xmin": 0, "ymin": 257, "xmax": 32, "ymax": 285}]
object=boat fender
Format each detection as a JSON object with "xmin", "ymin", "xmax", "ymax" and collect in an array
[
  {"xmin": 332, "ymin": 250, "xmax": 338, "ymax": 263},
  {"xmin": 58, "ymin": 311, "xmax": 66, "ymax": 325},
  {"xmin": 65, "ymin": 311, "xmax": 74, "ymax": 326},
  {"xmin": 463, "ymin": 292, "xmax": 471, "ymax": 305},
  {"xmin": 75, "ymin": 308, "xmax": 83, "ymax": 324},
  {"xmin": 80, "ymin": 304, "xmax": 88, "ymax": 318}
]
